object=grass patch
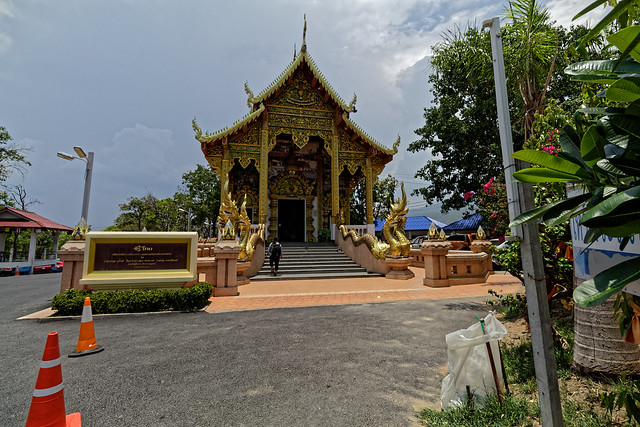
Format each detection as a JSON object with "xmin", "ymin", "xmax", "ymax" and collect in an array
[{"xmin": 417, "ymin": 393, "xmax": 539, "ymax": 426}]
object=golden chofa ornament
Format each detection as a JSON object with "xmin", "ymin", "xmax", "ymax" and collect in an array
[
  {"xmin": 477, "ymin": 225, "xmax": 486, "ymax": 240},
  {"xmin": 439, "ymin": 229, "xmax": 447, "ymax": 241},
  {"xmin": 427, "ymin": 222, "xmax": 439, "ymax": 240}
]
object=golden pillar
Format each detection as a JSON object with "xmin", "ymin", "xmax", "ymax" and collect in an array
[
  {"xmin": 221, "ymin": 142, "xmax": 231, "ymax": 185},
  {"xmin": 316, "ymin": 154, "xmax": 324, "ymax": 236},
  {"xmin": 259, "ymin": 122, "xmax": 269, "ymax": 224},
  {"xmin": 365, "ymin": 156, "xmax": 373, "ymax": 225},
  {"xmin": 331, "ymin": 128, "xmax": 339, "ymax": 224}
]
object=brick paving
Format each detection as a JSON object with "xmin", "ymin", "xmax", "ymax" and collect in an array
[{"xmin": 206, "ymin": 267, "xmax": 523, "ymax": 312}]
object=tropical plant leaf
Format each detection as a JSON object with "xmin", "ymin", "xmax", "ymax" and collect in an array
[
  {"xmin": 565, "ymin": 59, "xmax": 640, "ymax": 77},
  {"xmin": 576, "ymin": 106, "xmax": 627, "ymax": 115},
  {"xmin": 542, "ymin": 193, "xmax": 592, "ymax": 226},
  {"xmin": 606, "ymin": 77, "xmax": 640, "ymax": 103},
  {"xmin": 627, "ymin": 101, "xmax": 640, "ymax": 117},
  {"xmin": 598, "ymin": 115, "xmax": 640, "ymax": 150},
  {"xmin": 607, "ymin": 158, "xmax": 640, "ymax": 176},
  {"xmin": 572, "ymin": 0, "xmax": 606, "ymax": 21},
  {"xmin": 607, "ymin": 25, "xmax": 640, "ymax": 63},
  {"xmin": 609, "ymin": 114, "xmax": 640, "ymax": 139},
  {"xmin": 584, "ymin": 227, "xmax": 603, "ymax": 246},
  {"xmin": 512, "ymin": 149, "xmax": 590, "ymax": 177},
  {"xmin": 581, "ymin": 125, "xmax": 607, "ymax": 168},
  {"xmin": 576, "ymin": 0, "xmax": 640, "ymax": 50},
  {"xmin": 559, "ymin": 124, "xmax": 582, "ymax": 158},
  {"xmin": 513, "ymin": 168, "xmax": 583, "ymax": 183},
  {"xmin": 574, "ymin": 256, "xmax": 640, "ymax": 307},
  {"xmin": 570, "ymin": 74, "xmax": 619, "ymax": 84},
  {"xmin": 596, "ymin": 159, "xmax": 627, "ymax": 176},
  {"xmin": 581, "ymin": 186, "xmax": 640, "ymax": 219},
  {"xmin": 508, "ymin": 202, "xmax": 557, "ymax": 228}
]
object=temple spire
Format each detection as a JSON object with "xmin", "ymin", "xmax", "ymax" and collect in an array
[{"xmin": 301, "ymin": 14, "xmax": 307, "ymax": 52}]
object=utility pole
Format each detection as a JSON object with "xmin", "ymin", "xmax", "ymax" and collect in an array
[{"xmin": 483, "ymin": 17, "xmax": 563, "ymax": 426}]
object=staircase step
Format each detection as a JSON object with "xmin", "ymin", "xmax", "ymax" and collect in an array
[{"xmin": 252, "ymin": 242, "xmax": 376, "ymax": 281}]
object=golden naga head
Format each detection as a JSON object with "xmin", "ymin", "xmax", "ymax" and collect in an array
[
  {"xmin": 388, "ymin": 182, "xmax": 409, "ymax": 223},
  {"xmin": 238, "ymin": 195, "xmax": 250, "ymax": 228}
]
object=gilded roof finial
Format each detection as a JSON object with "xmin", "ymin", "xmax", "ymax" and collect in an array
[{"xmin": 302, "ymin": 14, "xmax": 307, "ymax": 52}]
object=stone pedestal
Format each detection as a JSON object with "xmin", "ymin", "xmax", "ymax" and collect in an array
[
  {"xmin": 421, "ymin": 240, "xmax": 452, "ymax": 287},
  {"xmin": 385, "ymin": 257, "xmax": 414, "ymax": 280},
  {"xmin": 471, "ymin": 240, "xmax": 493, "ymax": 273},
  {"xmin": 237, "ymin": 261, "xmax": 250, "ymax": 286},
  {"xmin": 213, "ymin": 240, "xmax": 241, "ymax": 296},
  {"xmin": 58, "ymin": 240, "xmax": 87, "ymax": 293}
]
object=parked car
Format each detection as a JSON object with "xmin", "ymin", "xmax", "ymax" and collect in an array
[
  {"xmin": 410, "ymin": 235, "xmax": 428, "ymax": 249},
  {"xmin": 446, "ymin": 234, "xmax": 475, "ymax": 250},
  {"xmin": 34, "ymin": 264, "xmax": 53, "ymax": 274},
  {"xmin": 52, "ymin": 260, "xmax": 63, "ymax": 273}
]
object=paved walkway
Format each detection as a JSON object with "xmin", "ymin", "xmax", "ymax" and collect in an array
[{"xmin": 206, "ymin": 267, "xmax": 523, "ymax": 312}]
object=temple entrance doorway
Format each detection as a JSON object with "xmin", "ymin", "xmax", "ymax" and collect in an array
[{"xmin": 278, "ymin": 199, "xmax": 305, "ymax": 242}]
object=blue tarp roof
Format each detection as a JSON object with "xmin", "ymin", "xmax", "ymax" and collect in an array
[
  {"xmin": 374, "ymin": 216, "xmax": 447, "ymax": 232},
  {"xmin": 442, "ymin": 212, "xmax": 482, "ymax": 231}
]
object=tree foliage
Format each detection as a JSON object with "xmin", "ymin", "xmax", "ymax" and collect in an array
[
  {"xmin": 349, "ymin": 174, "xmax": 399, "ymax": 224},
  {"xmin": 0, "ymin": 126, "xmax": 30, "ymax": 184},
  {"xmin": 111, "ymin": 164, "xmax": 220, "ymax": 236},
  {"xmin": 409, "ymin": 8, "xmax": 593, "ymax": 214}
]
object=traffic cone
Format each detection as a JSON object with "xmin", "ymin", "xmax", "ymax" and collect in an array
[
  {"xmin": 15, "ymin": 265, "xmax": 19, "ymax": 276},
  {"xmin": 25, "ymin": 332, "xmax": 82, "ymax": 427},
  {"xmin": 69, "ymin": 297, "xmax": 104, "ymax": 357}
]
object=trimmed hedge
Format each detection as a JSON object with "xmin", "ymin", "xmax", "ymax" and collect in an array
[{"xmin": 51, "ymin": 282, "xmax": 213, "ymax": 316}]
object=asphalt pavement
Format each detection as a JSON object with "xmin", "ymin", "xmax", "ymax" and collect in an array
[{"xmin": 1, "ymin": 273, "xmax": 494, "ymax": 426}]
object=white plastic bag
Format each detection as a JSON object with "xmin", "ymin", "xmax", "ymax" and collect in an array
[{"xmin": 440, "ymin": 312, "xmax": 507, "ymax": 409}]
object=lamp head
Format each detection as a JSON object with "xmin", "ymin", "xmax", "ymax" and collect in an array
[
  {"xmin": 73, "ymin": 146, "xmax": 87, "ymax": 158},
  {"xmin": 56, "ymin": 152, "xmax": 75, "ymax": 161}
]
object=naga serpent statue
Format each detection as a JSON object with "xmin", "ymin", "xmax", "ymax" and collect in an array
[
  {"xmin": 237, "ymin": 195, "xmax": 265, "ymax": 262},
  {"xmin": 217, "ymin": 176, "xmax": 239, "ymax": 240},
  {"xmin": 338, "ymin": 182, "xmax": 411, "ymax": 259}
]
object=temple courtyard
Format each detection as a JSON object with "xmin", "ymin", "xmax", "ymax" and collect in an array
[{"xmin": 2, "ymin": 272, "xmax": 520, "ymax": 426}]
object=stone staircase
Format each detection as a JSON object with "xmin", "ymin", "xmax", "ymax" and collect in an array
[{"xmin": 252, "ymin": 242, "xmax": 381, "ymax": 281}]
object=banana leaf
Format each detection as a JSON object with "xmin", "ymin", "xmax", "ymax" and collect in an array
[
  {"xmin": 576, "ymin": 106, "xmax": 628, "ymax": 115},
  {"xmin": 574, "ymin": 256, "xmax": 640, "ymax": 307}
]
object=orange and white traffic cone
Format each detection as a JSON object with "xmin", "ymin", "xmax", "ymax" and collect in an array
[
  {"xmin": 69, "ymin": 297, "xmax": 104, "ymax": 357},
  {"xmin": 25, "ymin": 332, "xmax": 82, "ymax": 426},
  {"xmin": 14, "ymin": 265, "xmax": 19, "ymax": 276}
]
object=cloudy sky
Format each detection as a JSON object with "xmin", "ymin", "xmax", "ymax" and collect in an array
[{"xmin": 0, "ymin": 0, "xmax": 603, "ymax": 230}]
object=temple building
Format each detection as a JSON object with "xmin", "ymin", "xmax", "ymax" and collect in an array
[{"xmin": 192, "ymin": 26, "xmax": 398, "ymax": 243}]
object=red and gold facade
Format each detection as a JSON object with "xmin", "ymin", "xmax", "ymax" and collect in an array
[{"xmin": 192, "ymin": 42, "xmax": 397, "ymax": 242}]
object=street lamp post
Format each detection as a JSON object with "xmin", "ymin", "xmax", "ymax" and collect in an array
[
  {"xmin": 57, "ymin": 147, "xmax": 94, "ymax": 224},
  {"xmin": 178, "ymin": 207, "xmax": 192, "ymax": 231}
]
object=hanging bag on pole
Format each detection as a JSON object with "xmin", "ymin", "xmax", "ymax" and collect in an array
[{"xmin": 441, "ymin": 312, "xmax": 507, "ymax": 409}]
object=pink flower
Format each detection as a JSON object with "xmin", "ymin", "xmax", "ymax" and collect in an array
[
  {"xmin": 463, "ymin": 191, "xmax": 475, "ymax": 200},
  {"xmin": 490, "ymin": 212, "xmax": 497, "ymax": 218}
]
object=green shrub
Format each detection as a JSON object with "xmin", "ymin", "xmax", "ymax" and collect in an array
[{"xmin": 51, "ymin": 282, "xmax": 212, "ymax": 315}]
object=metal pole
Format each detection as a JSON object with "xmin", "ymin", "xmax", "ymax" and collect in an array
[
  {"xmin": 187, "ymin": 207, "xmax": 191, "ymax": 231},
  {"xmin": 483, "ymin": 17, "xmax": 563, "ymax": 426},
  {"xmin": 80, "ymin": 152, "xmax": 94, "ymax": 223}
]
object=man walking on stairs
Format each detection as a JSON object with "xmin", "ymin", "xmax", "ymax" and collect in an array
[{"xmin": 267, "ymin": 237, "xmax": 283, "ymax": 276}]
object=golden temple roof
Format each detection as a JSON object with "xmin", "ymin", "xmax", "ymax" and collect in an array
[{"xmin": 193, "ymin": 42, "xmax": 398, "ymax": 156}]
